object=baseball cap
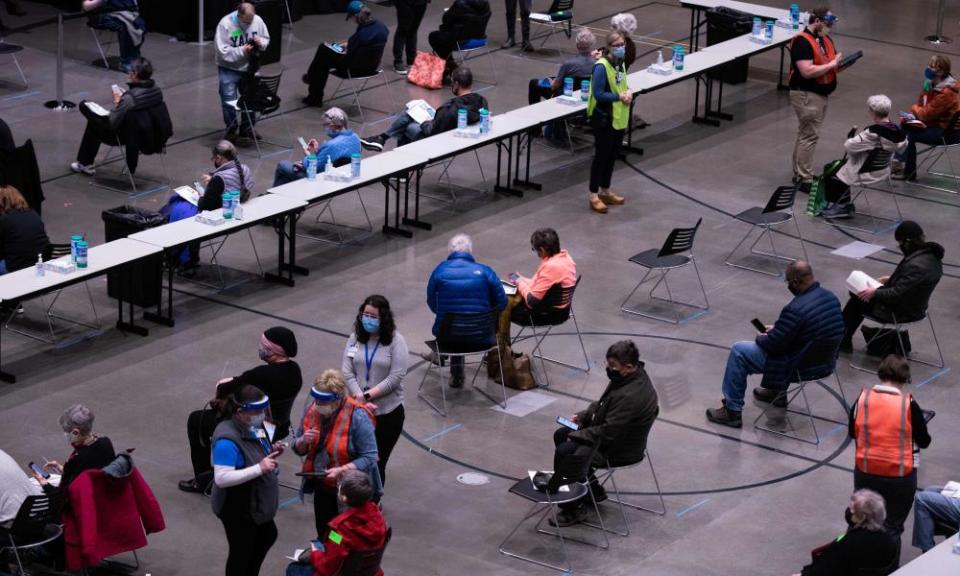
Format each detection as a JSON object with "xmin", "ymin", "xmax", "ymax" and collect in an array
[{"xmin": 346, "ymin": 0, "xmax": 364, "ymax": 19}]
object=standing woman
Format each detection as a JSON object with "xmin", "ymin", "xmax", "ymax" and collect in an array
[
  {"xmin": 587, "ymin": 31, "xmax": 632, "ymax": 214},
  {"xmin": 210, "ymin": 385, "xmax": 282, "ymax": 576},
  {"xmin": 392, "ymin": 0, "xmax": 429, "ymax": 75},
  {"xmin": 342, "ymin": 295, "xmax": 408, "ymax": 485}
]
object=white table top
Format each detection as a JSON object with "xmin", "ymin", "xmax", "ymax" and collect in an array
[
  {"xmin": 680, "ymin": 0, "xmax": 790, "ymax": 21},
  {"xmin": 0, "ymin": 238, "xmax": 162, "ymax": 301},
  {"xmin": 393, "ymin": 119, "xmax": 516, "ymax": 162},
  {"xmin": 129, "ymin": 193, "xmax": 307, "ymax": 248},
  {"xmin": 267, "ymin": 149, "xmax": 428, "ymax": 204},
  {"xmin": 628, "ymin": 49, "xmax": 735, "ymax": 93},
  {"xmin": 892, "ymin": 534, "xmax": 959, "ymax": 576},
  {"xmin": 702, "ymin": 24, "xmax": 794, "ymax": 57}
]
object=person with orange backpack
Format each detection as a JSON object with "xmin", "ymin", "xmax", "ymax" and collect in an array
[{"xmin": 293, "ymin": 370, "xmax": 381, "ymax": 540}]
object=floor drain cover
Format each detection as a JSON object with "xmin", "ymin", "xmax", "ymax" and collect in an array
[{"xmin": 457, "ymin": 472, "xmax": 490, "ymax": 486}]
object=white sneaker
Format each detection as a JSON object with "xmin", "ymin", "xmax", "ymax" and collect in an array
[{"xmin": 70, "ymin": 162, "xmax": 95, "ymax": 176}]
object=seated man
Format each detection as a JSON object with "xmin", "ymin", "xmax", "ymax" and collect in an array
[
  {"xmin": 360, "ymin": 67, "xmax": 487, "ymax": 151},
  {"xmin": 273, "ymin": 107, "xmax": 360, "ymax": 187},
  {"xmin": 425, "ymin": 233, "xmax": 507, "ymax": 388},
  {"xmin": 527, "ymin": 28, "xmax": 597, "ymax": 105},
  {"xmin": 821, "ymin": 95, "xmax": 906, "ymax": 220},
  {"xmin": 427, "ymin": 0, "xmax": 491, "ymax": 82},
  {"xmin": 0, "ymin": 447, "xmax": 43, "ymax": 541},
  {"xmin": 913, "ymin": 485, "xmax": 960, "ymax": 552},
  {"xmin": 0, "ymin": 185, "xmax": 48, "ymax": 275},
  {"xmin": 302, "ymin": 2, "xmax": 388, "ymax": 107},
  {"xmin": 894, "ymin": 54, "xmax": 959, "ymax": 181},
  {"xmin": 83, "ymin": 0, "xmax": 145, "ymax": 73},
  {"xmin": 69, "ymin": 58, "xmax": 170, "ymax": 177},
  {"xmin": 549, "ymin": 340, "xmax": 658, "ymax": 526},
  {"xmin": 706, "ymin": 260, "xmax": 844, "ymax": 428},
  {"xmin": 840, "ymin": 221, "xmax": 944, "ymax": 353},
  {"xmin": 285, "ymin": 469, "xmax": 388, "ymax": 576}
]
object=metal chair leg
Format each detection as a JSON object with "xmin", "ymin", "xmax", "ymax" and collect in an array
[
  {"xmin": 417, "ymin": 348, "xmax": 448, "ymax": 417},
  {"xmin": 753, "ymin": 381, "xmax": 821, "ymax": 445}
]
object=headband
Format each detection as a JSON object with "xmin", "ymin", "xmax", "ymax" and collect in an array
[
  {"xmin": 239, "ymin": 395, "xmax": 270, "ymax": 411},
  {"xmin": 260, "ymin": 333, "xmax": 287, "ymax": 359},
  {"xmin": 310, "ymin": 387, "xmax": 340, "ymax": 402}
]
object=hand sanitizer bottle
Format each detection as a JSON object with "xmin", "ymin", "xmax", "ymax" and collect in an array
[
  {"xmin": 35, "ymin": 254, "xmax": 44, "ymax": 277},
  {"xmin": 657, "ymin": 50, "xmax": 664, "ymax": 66}
]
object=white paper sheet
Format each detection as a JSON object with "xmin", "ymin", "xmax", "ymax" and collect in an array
[{"xmin": 830, "ymin": 241, "xmax": 884, "ymax": 260}]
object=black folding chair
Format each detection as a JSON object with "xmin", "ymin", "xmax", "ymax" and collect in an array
[
  {"xmin": 329, "ymin": 43, "xmax": 393, "ymax": 126},
  {"xmin": 529, "ymin": 0, "xmax": 575, "ymax": 55},
  {"xmin": 620, "ymin": 218, "xmax": 709, "ymax": 324},
  {"xmin": 0, "ymin": 491, "xmax": 66, "ymax": 576},
  {"xmin": 337, "ymin": 526, "xmax": 391, "ymax": 576},
  {"xmin": 239, "ymin": 70, "xmax": 293, "ymax": 159},
  {"xmin": 910, "ymin": 111, "xmax": 960, "ymax": 194},
  {"xmin": 850, "ymin": 311, "xmax": 945, "ymax": 374},
  {"xmin": 832, "ymin": 148, "xmax": 903, "ymax": 234},
  {"xmin": 724, "ymin": 185, "xmax": 808, "ymax": 276},
  {"xmin": 300, "ymin": 157, "xmax": 374, "ymax": 245},
  {"xmin": 582, "ymin": 450, "xmax": 665, "ymax": 537}
]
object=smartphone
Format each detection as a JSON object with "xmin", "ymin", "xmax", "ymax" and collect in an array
[
  {"xmin": 751, "ymin": 318, "xmax": 766, "ymax": 333},
  {"xmin": 29, "ymin": 461, "xmax": 50, "ymax": 479},
  {"xmin": 297, "ymin": 136, "xmax": 309, "ymax": 152},
  {"xmin": 111, "ymin": 84, "xmax": 123, "ymax": 95},
  {"xmin": 556, "ymin": 416, "xmax": 579, "ymax": 430}
]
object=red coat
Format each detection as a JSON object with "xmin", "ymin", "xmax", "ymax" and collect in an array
[
  {"xmin": 310, "ymin": 501, "xmax": 388, "ymax": 576},
  {"xmin": 62, "ymin": 464, "xmax": 166, "ymax": 570}
]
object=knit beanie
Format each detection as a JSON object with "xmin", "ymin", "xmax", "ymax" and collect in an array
[
  {"xmin": 263, "ymin": 326, "xmax": 298, "ymax": 358},
  {"xmin": 894, "ymin": 221, "xmax": 924, "ymax": 242}
]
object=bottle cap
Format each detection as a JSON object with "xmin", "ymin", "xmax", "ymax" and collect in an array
[
  {"xmin": 352, "ymin": 153, "xmax": 361, "ymax": 158},
  {"xmin": 71, "ymin": 234, "xmax": 82, "ymax": 240}
]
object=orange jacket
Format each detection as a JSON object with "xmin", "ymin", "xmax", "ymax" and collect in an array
[{"xmin": 910, "ymin": 79, "xmax": 960, "ymax": 129}]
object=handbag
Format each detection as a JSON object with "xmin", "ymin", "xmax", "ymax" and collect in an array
[
  {"xmin": 805, "ymin": 157, "xmax": 846, "ymax": 216},
  {"xmin": 407, "ymin": 50, "xmax": 445, "ymax": 90},
  {"xmin": 506, "ymin": 353, "xmax": 537, "ymax": 391}
]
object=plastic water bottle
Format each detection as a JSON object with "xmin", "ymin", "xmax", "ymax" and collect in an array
[
  {"xmin": 580, "ymin": 79, "xmax": 590, "ymax": 101},
  {"xmin": 672, "ymin": 44, "xmax": 684, "ymax": 71},
  {"xmin": 324, "ymin": 155, "xmax": 333, "ymax": 175},
  {"xmin": 765, "ymin": 20, "xmax": 775, "ymax": 40},
  {"xmin": 76, "ymin": 241, "xmax": 88, "ymax": 269},
  {"xmin": 563, "ymin": 76, "xmax": 573, "ymax": 97},
  {"xmin": 35, "ymin": 254, "xmax": 44, "ymax": 277},
  {"xmin": 222, "ymin": 191, "xmax": 234, "ymax": 219},
  {"xmin": 457, "ymin": 108, "xmax": 467, "ymax": 130},
  {"xmin": 752, "ymin": 17, "xmax": 762, "ymax": 37},
  {"xmin": 351, "ymin": 153, "xmax": 361, "ymax": 178},
  {"xmin": 305, "ymin": 154, "xmax": 318, "ymax": 181},
  {"xmin": 70, "ymin": 234, "xmax": 82, "ymax": 263},
  {"xmin": 790, "ymin": 3, "xmax": 800, "ymax": 29},
  {"xmin": 232, "ymin": 191, "xmax": 243, "ymax": 220},
  {"xmin": 479, "ymin": 109, "xmax": 490, "ymax": 134}
]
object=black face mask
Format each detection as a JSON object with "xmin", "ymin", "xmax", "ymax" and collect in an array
[
  {"xmin": 787, "ymin": 280, "xmax": 800, "ymax": 296},
  {"xmin": 844, "ymin": 507, "xmax": 855, "ymax": 527},
  {"xmin": 606, "ymin": 367, "xmax": 625, "ymax": 383}
]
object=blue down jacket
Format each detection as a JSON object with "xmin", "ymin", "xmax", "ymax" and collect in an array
[
  {"xmin": 427, "ymin": 251, "xmax": 507, "ymax": 339},
  {"xmin": 757, "ymin": 282, "xmax": 844, "ymax": 388}
]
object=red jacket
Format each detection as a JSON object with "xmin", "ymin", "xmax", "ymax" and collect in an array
[
  {"xmin": 310, "ymin": 501, "xmax": 388, "ymax": 576},
  {"xmin": 910, "ymin": 79, "xmax": 960, "ymax": 129},
  {"xmin": 62, "ymin": 458, "xmax": 165, "ymax": 571}
]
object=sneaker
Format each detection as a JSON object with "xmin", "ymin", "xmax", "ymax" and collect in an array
[
  {"xmin": 393, "ymin": 62, "xmax": 408, "ymax": 75},
  {"xmin": 360, "ymin": 134, "xmax": 386, "ymax": 152},
  {"xmin": 821, "ymin": 202, "xmax": 853, "ymax": 220},
  {"xmin": 891, "ymin": 172, "xmax": 916, "ymax": 182},
  {"xmin": 705, "ymin": 402, "xmax": 742, "ymax": 428},
  {"xmin": 178, "ymin": 478, "xmax": 206, "ymax": 493},
  {"xmin": 501, "ymin": 38, "xmax": 516, "ymax": 49},
  {"xmin": 548, "ymin": 505, "xmax": 588, "ymax": 527},
  {"xmin": 753, "ymin": 387, "xmax": 788, "ymax": 408},
  {"xmin": 70, "ymin": 161, "xmax": 95, "ymax": 176}
]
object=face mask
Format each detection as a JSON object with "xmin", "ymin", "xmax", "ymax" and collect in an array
[
  {"xmin": 248, "ymin": 413, "xmax": 265, "ymax": 427},
  {"xmin": 844, "ymin": 507, "xmax": 855, "ymax": 527},
  {"xmin": 611, "ymin": 46, "xmax": 626, "ymax": 60},
  {"xmin": 606, "ymin": 367, "xmax": 624, "ymax": 383},
  {"xmin": 787, "ymin": 281, "xmax": 800, "ymax": 296},
  {"xmin": 64, "ymin": 432, "xmax": 75, "ymax": 445},
  {"xmin": 258, "ymin": 345, "xmax": 270, "ymax": 362},
  {"xmin": 925, "ymin": 67, "xmax": 938, "ymax": 80},
  {"xmin": 325, "ymin": 127, "xmax": 338, "ymax": 139},
  {"xmin": 315, "ymin": 402, "xmax": 339, "ymax": 418},
  {"xmin": 361, "ymin": 316, "xmax": 380, "ymax": 334}
]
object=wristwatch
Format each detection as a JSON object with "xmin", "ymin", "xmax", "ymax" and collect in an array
[{"xmin": 363, "ymin": 391, "xmax": 372, "ymax": 401}]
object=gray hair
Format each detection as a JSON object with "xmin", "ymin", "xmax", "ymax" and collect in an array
[
  {"xmin": 338, "ymin": 469, "xmax": 374, "ymax": 506},
  {"xmin": 866, "ymin": 94, "xmax": 892, "ymax": 118},
  {"xmin": 212, "ymin": 140, "xmax": 238, "ymax": 161},
  {"xmin": 851, "ymin": 489, "xmax": 886, "ymax": 532},
  {"xmin": 575, "ymin": 28, "xmax": 596, "ymax": 53},
  {"xmin": 59, "ymin": 404, "xmax": 95, "ymax": 435},
  {"xmin": 610, "ymin": 13, "xmax": 637, "ymax": 35},
  {"xmin": 448, "ymin": 233, "xmax": 472, "ymax": 254},
  {"xmin": 323, "ymin": 107, "xmax": 349, "ymax": 130}
]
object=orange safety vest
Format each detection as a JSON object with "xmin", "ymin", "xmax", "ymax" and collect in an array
[
  {"xmin": 789, "ymin": 31, "xmax": 837, "ymax": 86},
  {"xmin": 302, "ymin": 397, "xmax": 376, "ymax": 489},
  {"xmin": 854, "ymin": 387, "xmax": 913, "ymax": 478}
]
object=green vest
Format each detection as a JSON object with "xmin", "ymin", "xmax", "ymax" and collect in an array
[{"xmin": 587, "ymin": 58, "xmax": 630, "ymax": 130}]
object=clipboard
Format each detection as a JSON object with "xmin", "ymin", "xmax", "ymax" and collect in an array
[{"xmin": 839, "ymin": 50, "xmax": 862, "ymax": 70}]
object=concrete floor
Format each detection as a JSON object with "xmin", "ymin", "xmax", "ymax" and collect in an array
[{"xmin": 1, "ymin": 0, "xmax": 958, "ymax": 574}]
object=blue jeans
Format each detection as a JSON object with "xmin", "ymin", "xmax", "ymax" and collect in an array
[
  {"xmin": 273, "ymin": 160, "xmax": 305, "ymax": 187},
  {"xmin": 89, "ymin": 16, "xmax": 141, "ymax": 65},
  {"xmin": 218, "ymin": 67, "xmax": 255, "ymax": 132},
  {"xmin": 898, "ymin": 125, "xmax": 946, "ymax": 178},
  {"xmin": 912, "ymin": 486, "xmax": 960, "ymax": 552},
  {"xmin": 0, "ymin": 260, "xmax": 7, "ymax": 275},
  {"xmin": 721, "ymin": 341, "xmax": 767, "ymax": 412},
  {"xmin": 385, "ymin": 112, "xmax": 424, "ymax": 146},
  {"xmin": 285, "ymin": 562, "xmax": 313, "ymax": 576}
]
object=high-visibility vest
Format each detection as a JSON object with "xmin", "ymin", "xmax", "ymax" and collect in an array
[
  {"xmin": 587, "ymin": 58, "xmax": 629, "ymax": 130},
  {"xmin": 789, "ymin": 31, "xmax": 837, "ymax": 86},
  {"xmin": 854, "ymin": 387, "xmax": 913, "ymax": 477},
  {"xmin": 302, "ymin": 397, "xmax": 376, "ymax": 489}
]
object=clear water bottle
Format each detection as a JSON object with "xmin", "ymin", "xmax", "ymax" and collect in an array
[
  {"xmin": 76, "ymin": 241, "xmax": 88, "ymax": 269},
  {"xmin": 752, "ymin": 17, "xmax": 761, "ymax": 37},
  {"xmin": 351, "ymin": 153, "xmax": 361, "ymax": 178},
  {"xmin": 479, "ymin": 109, "xmax": 490, "ymax": 134},
  {"xmin": 222, "ymin": 191, "xmax": 234, "ymax": 219},
  {"xmin": 672, "ymin": 44, "xmax": 684, "ymax": 71},
  {"xmin": 305, "ymin": 154, "xmax": 318, "ymax": 181},
  {"xmin": 35, "ymin": 254, "xmax": 44, "ymax": 277},
  {"xmin": 790, "ymin": 3, "xmax": 800, "ymax": 29},
  {"xmin": 457, "ymin": 108, "xmax": 468, "ymax": 130},
  {"xmin": 563, "ymin": 76, "xmax": 573, "ymax": 97},
  {"xmin": 232, "ymin": 191, "xmax": 243, "ymax": 220},
  {"xmin": 70, "ymin": 234, "xmax": 82, "ymax": 264},
  {"xmin": 580, "ymin": 79, "xmax": 590, "ymax": 101}
]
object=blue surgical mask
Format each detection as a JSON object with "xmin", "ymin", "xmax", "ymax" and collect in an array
[
  {"xmin": 361, "ymin": 316, "xmax": 380, "ymax": 334},
  {"xmin": 611, "ymin": 46, "xmax": 626, "ymax": 60},
  {"xmin": 325, "ymin": 127, "xmax": 338, "ymax": 138},
  {"xmin": 924, "ymin": 67, "xmax": 938, "ymax": 80}
]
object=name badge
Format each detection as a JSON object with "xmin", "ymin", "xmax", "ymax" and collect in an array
[
  {"xmin": 254, "ymin": 428, "xmax": 267, "ymax": 439},
  {"xmin": 347, "ymin": 345, "xmax": 358, "ymax": 359}
]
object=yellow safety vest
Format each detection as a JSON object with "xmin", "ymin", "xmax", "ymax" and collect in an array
[{"xmin": 587, "ymin": 58, "xmax": 629, "ymax": 130}]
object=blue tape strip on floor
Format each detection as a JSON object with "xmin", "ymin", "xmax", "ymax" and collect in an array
[
  {"xmin": 1, "ymin": 90, "xmax": 40, "ymax": 101},
  {"xmin": 915, "ymin": 367, "xmax": 950, "ymax": 389},
  {"xmin": 822, "ymin": 424, "xmax": 846, "ymax": 439},
  {"xmin": 278, "ymin": 496, "xmax": 302, "ymax": 510},
  {"xmin": 421, "ymin": 423, "xmax": 462, "ymax": 443},
  {"xmin": 676, "ymin": 498, "xmax": 710, "ymax": 518}
]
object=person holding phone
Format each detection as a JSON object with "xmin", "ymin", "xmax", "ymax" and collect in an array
[
  {"xmin": 272, "ymin": 107, "xmax": 360, "ymax": 186},
  {"xmin": 210, "ymin": 385, "xmax": 283, "ymax": 576},
  {"xmin": 0, "ymin": 448, "xmax": 42, "ymax": 539},
  {"xmin": 40, "ymin": 404, "xmax": 116, "ymax": 489},
  {"xmin": 893, "ymin": 54, "xmax": 959, "ymax": 181}
]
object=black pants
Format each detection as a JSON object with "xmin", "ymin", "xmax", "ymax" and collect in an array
[
  {"xmin": 393, "ymin": 1, "xmax": 427, "ymax": 65},
  {"xmin": 527, "ymin": 79, "xmax": 554, "ymax": 105},
  {"xmin": 219, "ymin": 512, "xmax": 277, "ymax": 576},
  {"xmin": 552, "ymin": 427, "xmax": 600, "ymax": 510},
  {"xmin": 589, "ymin": 121, "xmax": 624, "ymax": 193},
  {"xmin": 504, "ymin": 0, "xmax": 532, "ymax": 42},
  {"xmin": 306, "ymin": 45, "xmax": 346, "ymax": 102},
  {"xmin": 77, "ymin": 101, "xmax": 139, "ymax": 173},
  {"xmin": 312, "ymin": 485, "xmax": 340, "ymax": 540},
  {"xmin": 825, "ymin": 175, "xmax": 850, "ymax": 204},
  {"xmin": 841, "ymin": 293, "xmax": 893, "ymax": 345},
  {"xmin": 428, "ymin": 30, "xmax": 459, "ymax": 59},
  {"xmin": 854, "ymin": 468, "xmax": 917, "ymax": 538},
  {"xmin": 187, "ymin": 408, "xmax": 219, "ymax": 483},
  {"xmin": 375, "ymin": 404, "xmax": 405, "ymax": 485}
]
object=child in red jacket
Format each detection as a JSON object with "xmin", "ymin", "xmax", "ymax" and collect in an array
[{"xmin": 286, "ymin": 469, "xmax": 389, "ymax": 576}]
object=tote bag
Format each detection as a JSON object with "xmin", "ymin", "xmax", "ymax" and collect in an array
[{"xmin": 407, "ymin": 50, "xmax": 445, "ymax": 90}]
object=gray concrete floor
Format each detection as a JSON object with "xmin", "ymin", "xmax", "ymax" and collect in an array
[{"xmin": 0, "ymin": 0, "xmax": 958, "ymax": 574}]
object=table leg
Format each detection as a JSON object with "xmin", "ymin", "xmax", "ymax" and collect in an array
[
  {"xmin": 382, "ymin": 177, "xmax": 413, "ymax": 237},
  {"xmin": 777, "ymin": 45, "xmax": 789, "ymax": 91},
  {"xmin": 116, "ymin": 262, "xmax": 148, "ymax": 337},
  {"xmin": 494, "ymin": 136, "xmax": 524, "ymax": 197},
  {"xmin": 707, "ymin": 77, "xmax": 733, "ymax": 122},
  {"xmin": 692, "ymin": 75, "xmax": 721, "ymax": 127},
  {"xmin": 265, "ymin": 214, "xmax": 301, "ymax": 286},
  {"xmin": 402, "ymin": 168, "xmax": 432, "ymax": 230},
  {"xmin": 621, "ymin": 100, "xmax": 645, "ymax": 157},
  {"xmin": 280, "ymin": 212, "xmax": 308, "ymax": 277},
  {"xmin": 514, "ymin": 132, "xmax": 543, "ymax": 190},
  {"xmin": 144, "ymin": 251, "xmax": 175, "ymax": 327}
]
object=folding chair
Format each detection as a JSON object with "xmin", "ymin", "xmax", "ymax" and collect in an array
[
  {"xmin": 583, "ymin": 450, "xmax": 666, "ymax": 537},
  {"xmin": 754, "ymin": 339, "xmax": 845, "ymax": 446},
  {"xmin": 89, "ymin": 26, "xmax": 115, "ymax": 69},
  {"xmin": 511, "ymin": 276, "xmax": 590, "ymax": 387},
  {"xmin": 417, "ymin": 309, "xmax": 506, "ymax": 417},
  {"xmin": 453, "ymin": 38, "xmax": 497, "ymax": 85},
  {"xmin": 724, "ymin": 185, "xmax": 808, "ymax": 276},
  {"xmin": 850, "ymin": 311, "xmax": 945, "ymax": 374},
  {"xmin": 422, "ymin": 151, "xmax": 488, "ymax": 204},
  {"xmin": 238, "ymin": 71, "xmax": 293, "ymax": 159},
  {"xmin": 620, "ymin": 218, "xmax": 709, "ymax": 324},
  {"xmin": 92, "ymin": 139, "xmax": 172, "ymax": 198},
  {"xmin": 299, "ymin": 157, "xmax": 373, "ymax": 245},
  {"xmin": 529, "ymin": 0, "xmax": 574, "ymax": 54},
  {"xmin": 0, "ymin": 37, "xmax": 27, "ymax": 88},
  {"xmin": 0, "ymin": 491, "xmax": 66, "ymax": 576},
  {"xmin": 189, "ymin": 229, "xmax": 265, "ymax": 291},
  {"xmin": 831, "ymin": 148, "xmax": 902, "ymax": 234},
  {"xmin": 909, "ymin": 111, "xmax": 960, "ymax": 195},
  {"xmin": 499, "ymin": 443, "xmax": 608, "ymax": 574}
]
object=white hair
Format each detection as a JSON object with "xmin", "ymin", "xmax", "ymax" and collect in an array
[
  {"xmin": 323, "ymin": 107, "xmax": 349, "ymax": 130},
  {"xmin": 448, "ymin": 233, "xmax": 472, "ymax": 254},
  {"xmin": 60, "ymin": 404, "xmax": 95, "ymax": 435},
  {"xmin": 851, "ymin": 489, "xmax": 886, "ymax": 532},
  {"xmin": 610, "ymin": 13, "xmax": 637, "ymax": 35},
  {"xmin": 575, "ymin": 28, "xmax": 596, "ymax": 53},
  {"xmin": 866, "ymin": 94, "xmax": 892, "ymax": 118}
]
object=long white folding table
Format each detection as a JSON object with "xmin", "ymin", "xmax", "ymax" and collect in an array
[
  {"xmin": 0, "ymin": 238, "xmax": 163, "ymax": 383},
  {"xmin": 892, "ymin": 534, "xmax": 958, "ymax": 576},
  {"xmin": 680, "ymin": 0, "xmax": 792, "ymax": 51}
]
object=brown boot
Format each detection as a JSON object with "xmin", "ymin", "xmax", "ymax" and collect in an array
[
  {"xmin": 590, "ymin": 195, "xmax": 608, "ymax": 213},
  {"xmin": 598, "ymin": 191, "xmax": 625, "ymax": 205}
]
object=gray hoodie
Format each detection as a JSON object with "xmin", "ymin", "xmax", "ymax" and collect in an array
[{"xmin": 215, "ymin": 10, "xmax": 271, "ymax": 71}]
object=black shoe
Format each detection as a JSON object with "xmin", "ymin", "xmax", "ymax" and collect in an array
[
  {"xmin": 301, "ymin": 96, "xmax": 323, "ymax": 107},
  {"xmin": 548, "ymin": 505, "xmax": 587, "ymax": 527},
  {"xmin": 301, "ymin": 73, "xmax": 309, "ymax": 84},
  {"xmin": 706, "ymin": 402, "xmax": 742, "ymax": 428},
  {"xmin": 591, "ymin": 484, "xmax": 608, "ymax": 503},
  {"xmin": 798, "ymin": 181, "xmax": 812, "ymax": 194},
  {"xmin": 223, "ymin": 127, "xmax": 238, "ymax": 144},
  {"xmin": 449, "ymin": 374, "xmax": 464, "ymax": 388},
  {"xmin": 839, "ymin": 340, "xmax": 853, "ymax": 354},
  {"xmin": 753, "ymin": 387, "xmax": 788, "ymax": 408},
  {"xmin": 239, "ymin": 129, "xmax": 262, "ymax": 141},
  {"xmin": 501, "ymin": 38, "xmax": 516, "ymax": 49},
  {"xmin": 821, "ymin": 202, "xmax": 853, "ymax": 220},
  {"xmin": 520, "ymin": 40, "xmax": 534, "ymax": 52},
  {"xmin": 360, "ymin": 134, "xmax": 386, "ymax": 152},
  {"xmin": 178, "ymin": 478, "xmax": 206, "ymax": 493}
]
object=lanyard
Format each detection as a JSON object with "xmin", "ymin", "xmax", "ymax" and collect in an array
[
  {"xmin": 253, "ymin": 427, "xmax": 271, "ymax": 454},
  {"xmin": 364, "ymin": 341, "xmax": 380, "ymax": 384}
]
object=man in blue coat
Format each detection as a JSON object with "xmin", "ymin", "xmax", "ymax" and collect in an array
[
  {"xmin": 427, "ymin": 233, "xmax": 507, "ymax": 387},
  {"xmin": 706, "ymin": 260, "xmax": 844, "ymax": 428}
]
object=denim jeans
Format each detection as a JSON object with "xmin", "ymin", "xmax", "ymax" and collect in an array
[
  {"xmin": 385, "ymin": 112, "xmax": 424, "ymax": 146},
  {"xmin": 899, "ymin": 125, "xmax": 945, "ymax": 178},
  {"xmin": 285, "ymin": 561, "xmax": 314, "ymax": 576},
  {"xmin": 218, "ymin": 67, "xmax": 254, "ymax": 131},
  {"xmin": 89, "ymin": 16, "xmax": 141, "ymax": 65},
  {"xmin": 912, "ymin": 486, "xmax": 960, "ymax": 552},
  {"xmin": 273, "ymin": 160, "xmax": 305, "ymax": 187},
  {"xmin": 721, "ymin": 341, "xmax": 767, "ymax": 412}
]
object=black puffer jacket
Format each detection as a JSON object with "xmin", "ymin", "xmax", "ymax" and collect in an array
[
  {"xmin": 873, "ymin": 242, "xmax": 945, "ymax": 323},
  {"xmin": 438, "ymin": 0, "xmax": 491, "ymax": 40}
]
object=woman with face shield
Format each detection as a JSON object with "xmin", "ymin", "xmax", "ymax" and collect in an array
[
  {"xmin": 210, "ymin": 385, "xmax": 283, "ymax": 576},
  {"xmin": 293, "ymin": 369, "xmax": 381, "ymax": 540}
]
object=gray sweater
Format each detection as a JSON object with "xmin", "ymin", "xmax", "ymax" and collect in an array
[
  {"xmin": 214, "ymin": 11, "xmax": 271, "ymax": 71},
  {"xmin": 342, "ymin": 332, "xmax": 407, "ymax": 416}
]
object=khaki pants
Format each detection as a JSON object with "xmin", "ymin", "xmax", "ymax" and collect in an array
[{"xmin": 790, "ymin": 90, "xmax": 829, "ymax": 182}]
